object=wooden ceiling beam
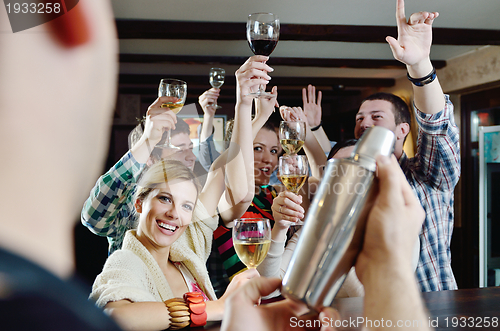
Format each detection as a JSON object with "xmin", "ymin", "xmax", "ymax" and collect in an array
[
  {"xmin": 120, "ymin": 54, "xmax": 446, "ymax": 69},
  {"xmin": 119, "ymin": 74, "xmax": 395, "ymax": 88},
  {"xmin": 116, "ymin": 20, "xmax": 500, "ymax": 45}
]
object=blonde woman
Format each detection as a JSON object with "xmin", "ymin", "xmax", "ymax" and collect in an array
[{"xmin": 90, "ymin": 160, "xmax": 257, "ymax": 330}]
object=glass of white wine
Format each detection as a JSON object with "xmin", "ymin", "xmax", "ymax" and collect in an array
[
  {"xmin": 233, "ymin": 218, "xmax": 271, "ymax": 269},
  {"xmin": 279, "ymin": 121, "xmax": 306, "ymax": 155},
  {"xmin": 279, "ymin": 154, "xmax": 308, "ymax": 194},
  {"xmin": 157, "ymin": 78, "xmax": 187, "ymax": 149},
  {"xmin": 278, "ymin": 154, "xmax": 308, "ymax": 226},
  {"xmin": 208, "ymin": 67, "xmax": 224, "ymax": 109}
]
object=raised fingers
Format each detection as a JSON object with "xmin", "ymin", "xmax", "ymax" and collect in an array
[
  {"xmin": 395, "ymin": 0, "xmax": 407, "ymax": 27},
  {"xmin": 308, "ymin": 84, "xmax": 316, "ymax": 104}
]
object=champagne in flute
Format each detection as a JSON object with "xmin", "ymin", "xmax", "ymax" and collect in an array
[
  {"xmin": 232, "ymin": 218, "xmax": 272, "ymax": 269},
  {"xmin": 278, "ymin": 154, "xmax": 309, "ymax": 224},
  {"xmin": 246, "ymin": 13, "xmax": 279, "ymax": 97}
]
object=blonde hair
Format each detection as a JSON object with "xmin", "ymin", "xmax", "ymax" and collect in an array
[{"xmin": 134, "ymin": 159, "xmax": 201, "ymax": 204}]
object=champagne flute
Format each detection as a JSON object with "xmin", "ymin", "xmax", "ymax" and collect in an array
[
  {"xmin": 246, "ymin": 12, "xmax": 279, "ymax": 98},
  {"xmin": 279, "ymin": 121, "xmax": 306, "ymax": 155},
  {"xmin": 208, "ymin": 67, "xmax": 224, "ymax": 109},
  {"xmin": 233, "ymin": 218, "xmax": 271, "ymax": 269},
  {"xmin": 157, "ymin": 78, "xmax": 187, "ymax": 149}
]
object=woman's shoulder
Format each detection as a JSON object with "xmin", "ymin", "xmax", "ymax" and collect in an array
[{"xmin": 103, "ymin": 249, "xmax": 143, "ymax": 270}]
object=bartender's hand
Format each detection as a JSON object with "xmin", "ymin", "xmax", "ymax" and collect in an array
[{"xmin": 221, "ymin": 277, "xmax": 339, "ymax": 331}]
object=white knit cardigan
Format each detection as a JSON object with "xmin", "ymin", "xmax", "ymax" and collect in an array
[{"xmin": 90, "ymin": 201, "xmax": 218, "ymax": 308}]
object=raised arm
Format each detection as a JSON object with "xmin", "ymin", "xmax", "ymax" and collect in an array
[
  {"xmin": 302, "ymin": 85, "xmax": 332, "ymax": 153},
  {"xmin": 199, "ymin": 56, "xmax": 276, "ymax": 221},
  {"xmin": 198, "ymin": 88, "xmax": 220, "ymax": 143},
  {"xmin": 130, "ymin": 97, "xmax": 177, "ymax": 163},
  {"xmin": 198, "ymin": 88, "xmax": 222, "ymax": 171},
  {"xmin": 386, "ymin": 0, "xmax": 444, "ymax": 114},
  {"xmin": 82, "ymin": 98, "xmax": 177, "ymax": 253},
  {"xmin": 280, "ymin": 106, "xmax": 326, "ymax": 180}
]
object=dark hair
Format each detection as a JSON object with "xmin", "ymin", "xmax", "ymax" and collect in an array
[
  {"xmin": 150, "ymin": 118, "xmax": 191, "ymax": 161},
  {"xmin": 327, "ymin": 139, "xmax": 358, "ymax": 160},
  {"xmin": 261, "ymin": 120, "xmax": 277, "ymax": 133},
  {"xmin": 363, "ymin": 92, "xmax": 411, "ymax": 127},
  {"xmin": 224, "ymin": 119, "xmax": 278, "ymax": 149},
  {"xmin": 172, "ymin": 118, "xmax": 190, "ymax": 136}
]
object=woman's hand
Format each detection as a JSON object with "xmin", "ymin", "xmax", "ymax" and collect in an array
[
  {"xmin": 271, "ymin": 191, "xmax": 305, "ymax": 228},
  {"xmin": 220, "ymin": 268, "xmax": 260, "ymax": 301},
  {"xmin": 254, "ymin": 85, "xmax": 279, "ymax": 123},
  {"xmin": 198, "ymin": 88, "xmax": 220, "ymax": 116},
  {"xmin": 302, "ymin": 84, "xmax": 323, "ymax": 127},
  {"xmin": 235, "ymin": 56, "xmax": 274, "ymax": 106},
  {"xmin": 279, "ymin": 105, "xmax": 307, "ymax": 125}
]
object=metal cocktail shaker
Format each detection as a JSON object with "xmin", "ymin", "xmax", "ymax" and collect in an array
[{"xmin": 281, "ymin": 126, "xmax": 395, "ymax": 311}]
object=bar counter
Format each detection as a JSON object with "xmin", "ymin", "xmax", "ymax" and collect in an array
[{"xmin": 204, "ymin": 286, "xmax": 500, "ymax": 330}]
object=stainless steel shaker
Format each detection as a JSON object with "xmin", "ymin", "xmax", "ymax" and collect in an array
[{"xmin": 281, "ymin": 126, "xmax": 395, "ymax": 311}]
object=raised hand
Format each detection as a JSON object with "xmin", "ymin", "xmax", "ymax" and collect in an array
[
  {"xmin": 302, "ymin": 84, "xmax": 323, "ymax": 128},
  {"xmin": 235, "ymin": 56, "xmax": 275, "ymax": 106},
  {"xmin": 255, "ymin": 86, "xmax": 279, "ymax": 121},
  {"xmin": 279, "ymin": 106, "xmax": 307, "ymax": 123},
  {"xmin": 386, "ymin": 0, "xmax": 438, "ymax": 67},
  {"xmin": 198, "ymin": 88, "xmax": 220, "ymax": 116},
  {"xmin": 143, "ymin": 97, "xmax": 178, "ymax": 146}
]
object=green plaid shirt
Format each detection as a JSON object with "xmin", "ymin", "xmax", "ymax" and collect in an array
[{"xmin": 81, "ymin": 151, "xmax": 145, "ymax": 254}]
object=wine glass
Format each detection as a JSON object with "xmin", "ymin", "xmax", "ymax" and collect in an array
[
  {"xmin": 246, "ymin": 12, "xmax": 279, "ymax": 98},
  {"xmin": 279, "ymin": 121, "xmax": 306, "ymax": 155},
  {"xmin": 232, "ymin": 218, "xmax": 271, "ymax": 269},
  {"xmin": 279, "ymin": 154, "xmax": 308, "ymax": 194},
  {"xmin": 208, "ymin": 67, "xmax": 225, "ymax": 109},
  {"xmin": 157, "ymin": 78, "xmax": 187, "ymax": 149}
]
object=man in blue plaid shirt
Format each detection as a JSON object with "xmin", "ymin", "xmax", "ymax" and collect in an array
[{"xmin": 353, "ymin": 0, "xmax": 460, "ymax": 291}]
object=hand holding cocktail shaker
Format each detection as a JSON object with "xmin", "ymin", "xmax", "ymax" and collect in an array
[{"xmin": 281, "ymin": 126, "xmax": 395, "ymax": 311}]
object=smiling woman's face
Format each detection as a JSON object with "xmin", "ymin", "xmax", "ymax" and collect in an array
[
  {"xmin": 135, "ymin": 179, "xmax": 197, "ymax": 251},
  {"xmin": 253, "ymin": 128, "xmax": 279, "ymax": 186}
]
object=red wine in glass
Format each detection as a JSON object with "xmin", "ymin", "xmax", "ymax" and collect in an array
[
  {"xmin": 248, "ymin": 39, "xmax": 278, "ymax": 57},
  {"xmin": 246, "ymin": 13, "xmax": 279, "ymax": 97}
]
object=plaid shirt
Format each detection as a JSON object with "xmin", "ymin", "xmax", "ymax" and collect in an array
[
  {"xmin": 81, "ymin": 151, "xmax": 145, "ymax": 254},
  {"xmin": 400, "ymin": 95, "xmax": 460, "ymax": 292}
]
